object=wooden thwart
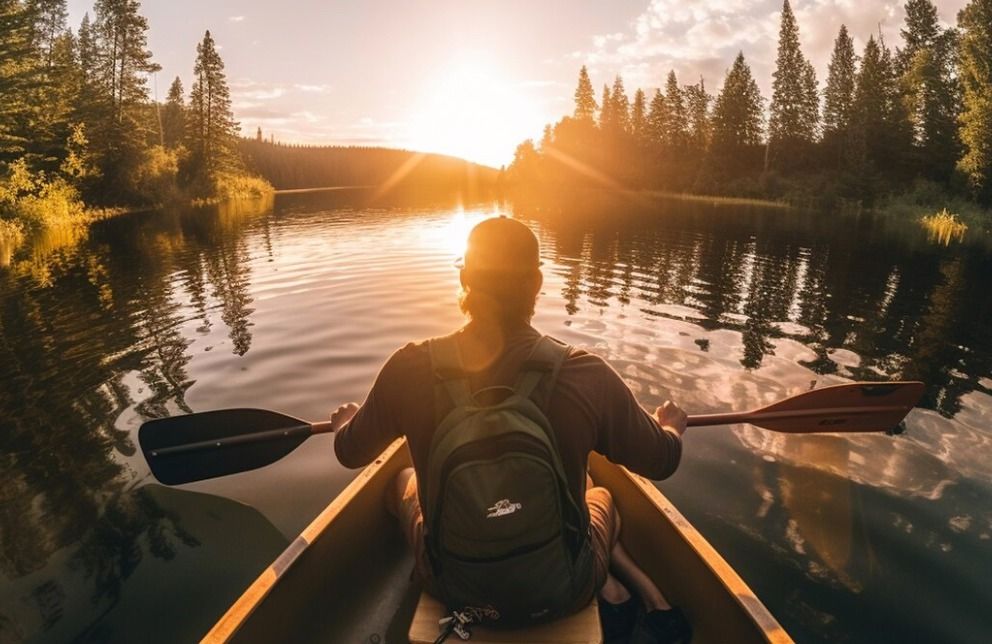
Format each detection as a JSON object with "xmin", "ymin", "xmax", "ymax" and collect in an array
[{"xmin": 408, "ymin": 593, "xmax": 602, "ymax": 644}]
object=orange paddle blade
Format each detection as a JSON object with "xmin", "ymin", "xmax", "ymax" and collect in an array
[{"xmin": 687, "ymin": 381, "xmax": 926, "ymax": 434}]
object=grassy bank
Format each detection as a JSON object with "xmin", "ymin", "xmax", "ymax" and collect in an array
[{"xmin": 0, "ymin": 164, "xmax": 274, "ymax": 258}]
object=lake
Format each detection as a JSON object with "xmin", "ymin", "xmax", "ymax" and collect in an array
[{"xmin": 1, "ymin": 189, "xmax": 990, "ymax": 643}]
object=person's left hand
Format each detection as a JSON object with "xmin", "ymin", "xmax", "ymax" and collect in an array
[{"xmin": 329, "ymin": 402, "xmax": 360, "ymax": 432}]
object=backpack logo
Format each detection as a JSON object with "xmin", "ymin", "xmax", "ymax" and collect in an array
[{"xmin": 486, "ymin": 499, "xmax": 523, "ymax": 518}]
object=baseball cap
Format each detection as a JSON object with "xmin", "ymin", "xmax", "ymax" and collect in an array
[{"xmin": 457, "ymin": 216, "xmax": 542, "ymax": 273}]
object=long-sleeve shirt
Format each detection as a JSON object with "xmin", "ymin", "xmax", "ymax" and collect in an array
[{"xmin": 335, "ymin": 325, "xmax": 682, "ymax": 508}]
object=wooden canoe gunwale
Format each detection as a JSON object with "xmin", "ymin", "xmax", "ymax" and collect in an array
[{"xmin": 204, "ymin": 441, "xmax": 792, "ymax": 643}]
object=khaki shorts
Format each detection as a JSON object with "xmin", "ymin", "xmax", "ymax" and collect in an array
[{"xmin": 396, "ymin": 472, "xmax": 620, "ymax": 602}]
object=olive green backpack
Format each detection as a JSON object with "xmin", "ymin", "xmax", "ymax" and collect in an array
[{"xmin": 423, "ymin": 334, "xmax": 593, "ymax": 628}]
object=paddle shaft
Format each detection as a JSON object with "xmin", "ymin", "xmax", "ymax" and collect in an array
[
  {"xmin": 151, "ymin": 403, "xmax": 904, "ymax": 458},
  {"xmin": 687, "ymin": 405, "xmax": 911, "ymax": 428},
  {"xmin": 148, "ymin": 420, "xmax": 336, "ymax": 457}
]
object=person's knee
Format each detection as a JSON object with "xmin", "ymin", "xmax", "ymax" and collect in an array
[{"xmin": 387, "ymin": 467, "xmax": 415, "ymax": 517}]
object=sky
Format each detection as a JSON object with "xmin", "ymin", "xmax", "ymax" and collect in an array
[{"xmin": 67, "ymin": 0, "xmax": 970, "ymax": 168}]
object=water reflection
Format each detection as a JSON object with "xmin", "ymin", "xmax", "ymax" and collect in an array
[{"xmin": 1, "ymin": 190, "xmax": 990, "ymax": 643}]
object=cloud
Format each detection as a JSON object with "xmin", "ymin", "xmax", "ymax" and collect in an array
[
  {"xmin": 231, "ymin": 78, "xmax": 287, "ymax": 100},
  {"xmin": 578, "ymin": 0, "xmax": 969, "ymax": 96},
  {"xmin": 294, "ymin": 83, "xmax": 332, "ymax": 94},
  {"xmin": 229, "ymin": 16, "xmax": 246, "ymax": 23}
]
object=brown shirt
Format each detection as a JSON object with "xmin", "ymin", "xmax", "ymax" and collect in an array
[{"xmin": 334, "ymin": 325, "xmax": 682, "ymax": 508}]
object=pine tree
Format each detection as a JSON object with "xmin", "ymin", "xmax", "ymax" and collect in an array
[
  {"xmin": 684, "ymin": 78, "xmax": 712, "ymax": 152},
  {"xmin": 162, "ymin": 76, "xmax": 185, "ymax": 149},
  {"xmin": 573, "ymin": 65, "xmax": 597, "ymax": 122},
  {"xmin": 26, "ymin": 0, "xmax": 68, "ymax": 68},
  {"xmin": 957, "ymin": 0, "xmax": 992, "ymax": 202},
  {"xmin": 663, "ymin": 71, "xmax": 688, "ymax": 146},
  {"xmin": 599, "ymin": 84, "xmax": 612, "ymax": 130},
  {"xmin": 711, "ymin": 52, "xmax": 764, "ymax": 158},
  {"xmin": 823, "ymin": 25, "xmax": 857, "ymax": 137},
  {"xmin": 899, "ymin": 0, "xmax": 961, "ymax": 181},
  {"xmin": 187, "ymin": 30, "xmax": 239, "ymax": 186},
  {"xmin": 91, "ymin": 0, "xmax": 160, "ymax": 195},
  {"xmin": 0, "ymin": 0, "xmax": 41, "ymax": 164},
  {"xmin": 610, "ymin": 75, "xmax": 630, "ymax": 134},
  {"xmin": 768, "ymin": 0, "xmax": 819, "ymax": 166},
  {"xmin": 646, "ymin": 89, "xmax": 668, "ymax": 146},
  {"xmin": 631, "ymin": 88, "xmax": 647, "ymax": 142}
]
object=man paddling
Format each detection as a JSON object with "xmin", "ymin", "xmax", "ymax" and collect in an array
[{"xmin": 331, "ymin": 216, "xmax": 692, "ymax": 643}]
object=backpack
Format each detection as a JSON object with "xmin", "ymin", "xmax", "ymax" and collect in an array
[{"xmin": 422, "ymin": 334, "xmax": 594, "ymax": 627}]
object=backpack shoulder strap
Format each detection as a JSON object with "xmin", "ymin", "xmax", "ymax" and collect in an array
[
  {"xmin": 514, "ymin": 335, "xmax": 570, "ymax": 408},
  {"xmin": 428, "ymin": 334, "xmax": 473, "ymax": 416}
]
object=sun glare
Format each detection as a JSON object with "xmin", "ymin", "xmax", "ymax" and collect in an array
[
  {"xmin": 407, "ymin": 57, "xmax": 544, "ymax": 168},
  {"xmin": 420, "ymin": 210, "xmax": 495, "ymax": 260}
]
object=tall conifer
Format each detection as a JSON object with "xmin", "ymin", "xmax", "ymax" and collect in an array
[
  {"xmin": 573, "ymin": 65, "xmax": 597, "ymax": 122},
  {"xmin": 957, "ymin": 0, "xmax": 992, "ymax": 201},
  {"xmin": 187, "ymin": 30, "xmax": 239, "ymax": 183},
  {"xmin": 663, "ymin": 71, "xmax": 688, "ymax": 146},
  {"xmin": 769, "ymin": 0, "xmax": 818, "ymax": 164}
]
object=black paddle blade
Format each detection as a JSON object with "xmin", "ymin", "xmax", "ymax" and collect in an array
[{"xmin": 139, "ymin": 408, "xmax": 313, "ymax": 485}]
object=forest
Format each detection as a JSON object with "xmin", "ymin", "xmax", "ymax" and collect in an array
[
  {"xmin": 240, "ymin": 137, "xmax": 497, "ymax": 196},
  {"xmin": 0, "ymin": 0, "xmax": 271, "ymax": 246},
  {"xmin": 506, "ymin": 0, "xmax": 992, "ymax": 220}
]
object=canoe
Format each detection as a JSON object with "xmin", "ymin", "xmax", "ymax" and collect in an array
[{"xmin": 203, "ymin": 439, "xmax": 793, "ymax": 643}]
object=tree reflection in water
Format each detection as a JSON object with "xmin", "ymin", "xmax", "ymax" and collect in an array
[{"xmin": 0, "ymin": 197, "xmax": 275, "ymax": 642}]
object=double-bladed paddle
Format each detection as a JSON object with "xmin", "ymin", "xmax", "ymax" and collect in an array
[{"xmin": 139, "ymin": 380, "xmax": 925, "ymax": 485}]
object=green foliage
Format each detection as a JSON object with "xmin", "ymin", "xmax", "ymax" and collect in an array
[
  {"xmin": 186, "ymin": 30, "xmax": 240, "ymax": 192},
  {"xmin": 663, "ymin": 71, "xmax": 688, "ymax": 147},
  {"xmin": 920, "ymin": 208, "xmax": 968, "ymax": 244},
  {"xmin": 711, "ymin": 53, "xmax": 764, "ymax": 151},
  {"xmin": 957, "ymin": 0, "xmax": 992, "ymax": 203},
  {"xmin": 768, "ymin": 0, "xmax": 819, "ymax": 168},
  {"xmin": 162, "ymin": 76, "xmax": 186, "ymax": 149},
  {"xmin": 209, "ymin": 172, "xmax": 275, "ymax": 203},
  {"xmin": 631, "ymin": 88, "xmax": 647, "ymax": 141},
  {"xmin": 573, "ymin": 66, "xmax": 597, "ymax": 122},
  {"xmin": 0, "ymin": 158, "xmax": 87, "ymax": 229}
]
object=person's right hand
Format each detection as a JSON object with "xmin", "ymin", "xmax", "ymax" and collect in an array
[
  {"xmin": 329, "ymin": 402, "xmax": 360, "ymax": 432},
  {"xmin": 654, "ymin": 400, "xmax": 688, "ymax": 437}
]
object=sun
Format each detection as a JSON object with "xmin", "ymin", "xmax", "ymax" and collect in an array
[{"xmin": 406, "ymin": 56, "xmax": 545, "ymax": 168}]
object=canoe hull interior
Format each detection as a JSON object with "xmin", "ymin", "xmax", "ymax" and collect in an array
[{"xmin": 205, "ymin": 440, "xmax": 791, "ymax": 644}]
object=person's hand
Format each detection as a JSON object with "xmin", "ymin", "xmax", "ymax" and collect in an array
[
  {"xmin": 654, "ymin": 400, "xmax": 688, "ymax": 437},
  {"xmin": 329, "ymin": 402, "xmax": 360, "ymax": 432}
]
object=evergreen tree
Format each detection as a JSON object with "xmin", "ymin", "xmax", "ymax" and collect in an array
[
  {"xmin": 646, "ymin": 89, "xmax": 667, "ymax": 146},
  {"xmin": 899, "ymin": 0, "xmax": 961, "ymax": 181},
  {"xmin": 631, "ymin": 88, "xmax": 647, "ymax": 142},
  {"xmin": 663, "ymin": 71, "xmax": 688, "ymax": 146},
  {"xmin": 599, "ymin": 84, "xmax": 612, "ymax": 130},
  {"xmin": 91, "ymin": 0, "xmax": 160, "ymax": 195},
  {"xmin": 823, "ymin": 25, "xmax": 857, "ymax": 138},
  {"xmin": 162, "ymin": 76, "xmax": 185, "ymax": 149},
  {"xmin": 768, "ymin": 0, "xmax": 819, "ymax": 166},
  {"xmin": 610, "ymin": 75, "xmax": 630, "ymax": 134},
  {"xmin": 957, "ymin": 0, "xmax": 992, "ymax": 202},
  {"xmin": 26, "ymin": 0, "xmax": 68, "ymax": 68},
  {"xmin": 187, "ymin": 30, "xmax": 239, "ymax": 185},
  {"xmin": 573, "ymin": 65, "xmax": 597, "ymax": 122},
  {"xmin": 713, "ymin": 53, "xmax": 764, "ymax": 148},
  {"xmin": 684, "ymin": 78, "xmax": 712, "ymax": 152},
  {"xmin": 852, "ymin": 36, "xmax": 912, "ymax": 181},
  {"xmin": 0, "ymin": 0, "xmax": 41, "ymax": 164}
]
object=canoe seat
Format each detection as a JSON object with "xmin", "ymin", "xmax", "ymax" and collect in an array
[{"xmin": 408, "ymin": 592, "xmax": 602, "ymax": 644}]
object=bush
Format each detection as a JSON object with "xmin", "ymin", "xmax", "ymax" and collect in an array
[
  {"xmin": 132, "ymin": 145, "xmax": 182, "ymax": 205},
  {"xmin": 208, "ymin": 172, "xmax": 274, "ymax": 203},
  {"xmin": 1, "ymin": 159, "xmax": 88, "ymax": 229}
]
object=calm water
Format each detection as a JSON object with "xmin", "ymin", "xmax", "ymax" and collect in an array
[{"xmin": 1, "ymin": 190, "xmax": 991, "ymax": 643}]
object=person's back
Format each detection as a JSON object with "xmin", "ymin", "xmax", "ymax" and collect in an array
[{"xmin": 331, "ymin": 217, "xmax": 692, "ymax": 642}]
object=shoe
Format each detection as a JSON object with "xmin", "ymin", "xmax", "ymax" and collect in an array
[
  {"xmin": 598, "ymin": 595, "xmax": 640, "ymax": 644},
  {"xmin": 629, "ymin": 606, "xmax": 692, "ymax": 644}
]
